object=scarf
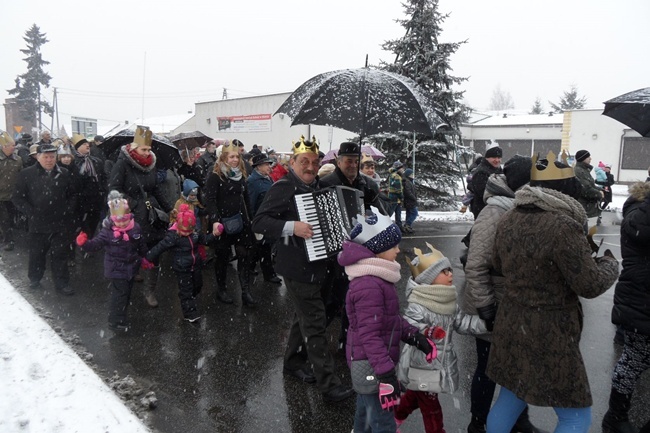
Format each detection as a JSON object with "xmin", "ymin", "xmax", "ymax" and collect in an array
[
  {"xmin": 344, "ymin": 257, "xmax": 401, "ymax": 283},
  {"xmin": 112, "ymin": 219, "xmax": 135, "ymax": 241},
  {"xmin": 220, "ymin": 162, "xmax": 243, "ymax": 181},
  {"xmin": 128, "ymin": 146, "xmax": 154, "ymax": 168},
  {"xmin": 78, "ymin": 154, "xmax": 98, "ymax": 181},
  {"xmin": 515, "ymin": 185, "xmax": 587, "ymax": 227},
  {"xmin": 408, "ymin": 283, "xmax": 457, "ymax": 315}
]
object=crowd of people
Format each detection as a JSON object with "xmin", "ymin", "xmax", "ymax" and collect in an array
[{"xmin": 1, "ymin": 127, "xmax": 649, "ymax": 433}]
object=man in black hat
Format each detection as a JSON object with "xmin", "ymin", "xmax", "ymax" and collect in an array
[
  {"xmin": 89, "ymin": 134, "xmax": 106, "ymax": 162},
  {"xmin": 574, "ymin": 149, "xmax": 603, "ymax": 223},
  {"xmin": 247, "ymin": 153, "xmax": 282, "ymax": 284},
  {"xmin": 469, "ymin": 143, "xmax": 503, "ymax": 219},
  {"xmin": 319, "ymin": 141, "xmax": 385, "ymax": 215},
  {"xmin": 12, "ymin": 143, "xmax": 77, "ymax": 295}
]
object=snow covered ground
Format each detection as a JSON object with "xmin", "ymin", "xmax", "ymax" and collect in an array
[
  {"xmin": 0, "ymin": 272, "xmax": 151, "ymax": 433},
  {"xmin": 0, "ymin": 183, "xmax": 633, "ymax": 433}
]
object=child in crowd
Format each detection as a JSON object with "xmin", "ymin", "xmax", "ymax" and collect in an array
[
  {"xmin": 76, "ymin": 191, "xmax": 148, "ymax": 332},
  {"xmin": 396, "ymin": 243, "xmax": 460, "ymax": 433},
  {"xmin": 339, "ymin": 206, "xmax": 434, "ymax": 433},
  {"xmin": 171, "ymin": 179, "xmax": 207, "ymax": 233},
  {"xmin": 145, "ymin": 204, "xmax": 214, "ymax": 323}
]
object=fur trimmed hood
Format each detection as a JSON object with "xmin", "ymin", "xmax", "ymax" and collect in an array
[
  {"xmin": 119, "ymin": 144, "xmax": 157, "ymax": 173},
  {"xmin": 628, "ymin": 181, "xmax": 650, "ymax": 202}
]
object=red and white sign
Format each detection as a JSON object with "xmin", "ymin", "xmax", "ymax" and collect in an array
[{"xmin": 217, "ymin": 114, "xmax": 272, "ymax": 133}]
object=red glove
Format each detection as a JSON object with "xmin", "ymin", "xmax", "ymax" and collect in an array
[
  {"xmin": 141, "ymin": 258, "xmax": 155, "ymax": 270},
  {"xmin": 76, "ymin": 232, "xmax": 88, "ymax": 246},
  {"xmin": 423, "ymin": 326, "xmax": 446, "ymax": 341},
  {"xmin": 198, "ymin": 244, "xmax": 207, "ymax": 261}
]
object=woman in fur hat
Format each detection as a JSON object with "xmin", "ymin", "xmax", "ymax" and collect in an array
[{"xmin": 487, "ymin": 154, "xmax": 619, "ymax": 433}]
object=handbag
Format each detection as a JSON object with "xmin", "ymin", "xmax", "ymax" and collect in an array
[
  {"xmin": 350, "ymin": 360, "xmax": 379, "ymax": 394},
  {"xmin": 134, "ymin": 176, "xmax": 169, "ymax": 227},
  {"xmin": 221, "ymin": 213, "xmax": 244, "ymax": 235},
  {"xmin": 405, "ymin": 323, "xmax": 450, "ymax": 393}
]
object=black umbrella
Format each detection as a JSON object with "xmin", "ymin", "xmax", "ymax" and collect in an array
[
  {"xmin": 603, "ymin": 87, "xmax": 650, "ymax": 137},
  {"xmin": 170, "ymin": 131, "xmax": 213, "ymax": 150},
  {"xmin": 274, "ymin": 67, "xmax": 447, "ymax": 140},
  {"xmin": 103, "ymin": 125, "xmax": 182, "ymax": 169}
]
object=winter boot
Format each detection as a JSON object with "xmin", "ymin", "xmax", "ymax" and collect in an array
[
  {"xmin": 602, "ymin": 389, "xmax": 637, "ymax": 433},
  {"xmin": 238, "ymin": 251, "xmax": 257, "ymax": 306},
  {"xmin": 216, "ymin": 285, "xmax": 234, "ymax": 304},
  {"xmin": 511, "ymin": 407, "xmax": 544, "ymax": 433},
  {"xmin": 468, "ymin": 416, "xmax": 487, "ymax": 433},
  {"xmin": 144, "ymin": 266, "xmax": 159, "ymax": 308}
]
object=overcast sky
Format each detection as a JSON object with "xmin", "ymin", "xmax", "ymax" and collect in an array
[{"xmin": 2, "ymin": 0, "xmax": 648, "ymax": 133}]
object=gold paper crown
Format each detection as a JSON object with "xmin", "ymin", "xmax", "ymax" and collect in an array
[
  {"xmin": 133, "ymin": 126, "xmax": 153, "ymax": 148},
  {"xmin": 292, "ymin": 135, "xmax": 319, "ymax": 155},
  {"xmin": 531, "ymin": 150, "xmax": 574, "ymax": 182},
  {"xmin": 107, "ymin": 191, "xmax": 129, "ymax": 217},
  {"xmin": 71, "ymin": 133, "xmax": 88, "ymax": 147},
  {"xmin": 0, "ymin": 131, "xmax": 14, "ymax": 147},
  {"xmin": 220, "ymin": 140, "xmax": 239, "ymax": 154},
  {"xmin": 408, "ymin": 242, "xmax": 445, "ymax": 278},
  {"xmin": 360, "ymin": 153, "xmax": 374, "ymax": 165}
]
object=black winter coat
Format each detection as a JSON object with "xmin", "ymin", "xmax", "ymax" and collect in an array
[
  {"xmin": 108, "ymin": 146, "xmax": 173, "ymax": 244},
  {"xmin": 403, "ymin": 176, "xmax": 417, "ymax": 209},
  {"xmin": 74, "ymin": 154, "xmax": 108, "ymax": 212},
  {"xmin": 204, "ymin": 168, "xmax": 253, "ymax": 245},
  {"xmin": 252, "ymin": 169, "xmax": 331, "ymax": 284},
  {"xmin": 146, "ymin": 230, "xmax": 213, "ymax": 273},
  {"xmin": 12, "ymin": 163, "xmax": 77, "ymax": 233},
  {"xmin": 469, "ymin": 159, "xmax": 503, "ymax": 218},
  {"xmin": 612, "ymin": 182, "xmax": 650, "ymax": 336},
  {"xmin": 320, "ymin": 166, "xmax": 386, "ymax": 215}
]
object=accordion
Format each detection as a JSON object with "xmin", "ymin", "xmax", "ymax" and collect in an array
[{"xmin": 294, "ymin": 185, "xmax": 364, "ymax": 262}]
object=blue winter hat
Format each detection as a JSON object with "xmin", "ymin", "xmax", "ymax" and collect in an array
[
  {"xmin": 182, "ymin": 179, "xmax": 199, "ymax": 199},
  {"xmin": 350, "ymin": 207, "xmax": 402, "ymax": 254},
  {"xmin": 403, "ymin": 168, "xmax": 414, "ymax": 179}
]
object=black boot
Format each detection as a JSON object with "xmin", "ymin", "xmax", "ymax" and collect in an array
[
  {"xmin": 216, "ymin": 286, "xmax": 233, "ymax": 304},
  {"xmin": 242, "ymin": 291, "xmax": 257, "ymax": 306},
  {"xmin": 468, "ymin": 416, "xmax": 486, "ymax": 433},
  {"xmin": 602, "ymin": 389, "xmax": 637, "ymax": 433},
  {"xmin": 511, "ymin": 407, "xmax": 544, "ymax": 433}
]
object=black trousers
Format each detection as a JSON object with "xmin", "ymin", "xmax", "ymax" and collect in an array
[
  {"xmin": 28, "ymin": 232, "xmax": 70, "ymax": 289},
  {"xmin": 471, "ymin": 338, "xmax": 497, "ymax": 422},
  {"xmin": 250, "ymin": 240, "xmax": 275, "ymax": 279},
  {"xmin": 0, "ymin": 201, "xmax": 17, "ymax": 242},
  {"xmin": 176, "ymin": 268, "xmax": 203, "ymax": 317},
  {"xmin": 283, "ymin": 276, "xmax": 340, "ymax": 393},
  {"xmin": 109, "ymin": 278, "xmax": 134, "ymax": 326}
]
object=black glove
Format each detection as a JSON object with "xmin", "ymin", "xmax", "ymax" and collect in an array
[
  {"xmin": 376, "ymin": 372, "xmax": 401, "ymax": 411},
  {"xmin": 409, "ymin": 332, "xmax": 434, "ymax": 356},
  {"xmin": 477, "ymin": 303, "xmax": 497, "ymax": 332}
]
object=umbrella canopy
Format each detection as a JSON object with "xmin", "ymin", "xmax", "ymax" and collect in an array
[
  {"xmin": 603, "ymin": 87, "xmax": 650, "ymax": 137},
  {"xmin": 321, "ymin": 145, "xmax": 385, "ymax": 164},
  {"xmin": 103, "ymin": 125, "xmax": 182, "ymax": 170},
  {"xmin": 170, "ymin": 131, "xmax": 213, "ymax": 150},
  {"xmin": 275, "ymin": 68, "xmax": 446, "ymax": 139}
]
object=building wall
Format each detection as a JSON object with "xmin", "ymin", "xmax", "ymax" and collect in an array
[{"xmin": 175, "ymin": 93, "xmax": 356, "ymax": 153}]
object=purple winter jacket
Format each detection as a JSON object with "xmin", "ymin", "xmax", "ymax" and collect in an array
[
  {"xmin": 80, "ymin": 218, "xmax": 147, "ymax": 280},
  {"xmin": 339, "ymin": 240, "xmax": 420, "ymax": 377}
]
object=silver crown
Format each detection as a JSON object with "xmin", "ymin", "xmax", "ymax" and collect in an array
[{"xmin": 352, "ymin": 206, "xmax": 394, "ymax": 244}]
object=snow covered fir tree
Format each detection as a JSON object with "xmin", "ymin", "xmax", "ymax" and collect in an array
[
  {"xmin": 374, "ymin": 0, "xmax": 472, "ymax": 209},
  {"xmin": 8, "ymin": 24, "xmax": 53, "ymax": 130}
]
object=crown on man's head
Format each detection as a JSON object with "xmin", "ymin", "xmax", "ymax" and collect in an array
[
  {"xmin": 292, "ymin": 135, "xmax": 319, "ymax": 155},
  {"xmin": 220, "ymin": 140, "xmax": 239, "ymax": 154},
  {"xmin": 133, "ymin": 126, "xmax": 153, "ymax": 148},
  {"xmin": 351, "ymin": 206, "xmax": 393, "ymax": 244},
  {"xmin": 531, "ymin": 150, "xmax": 574, "ymax": 182},
  {"xmin": 0, "ymin": 130, "xmax": 14, "ymax": 147}
]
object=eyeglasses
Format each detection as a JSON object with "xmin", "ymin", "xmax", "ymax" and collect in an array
[
  {"xmin": 442, "ymin": 267, "xmax": 453, "ymax": 276},
  {"xmin": 296, "ymin": 158, "xmax": 321, "ymax": 169}
]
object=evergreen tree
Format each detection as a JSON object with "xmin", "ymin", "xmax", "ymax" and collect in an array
[
  {"xmin": 7, "ymin": 24, "xmax": 53, "ymax": 129},
  {"xmin": 549, "ymin": 85, "xmax": 587, "ymax": 113},
  {"xmin": 489, "ymin": 84, "xmax": 515, "ymax": 111},
  {"xmin": 378, "ymin": 0, "xmax": 469, "ymax": 208},
  {"xmin": 530, "ymin": 97, "xmax": 544, "ymax": 114}
]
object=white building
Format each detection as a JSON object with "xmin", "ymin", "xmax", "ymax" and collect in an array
[{"xmin": 174, "ymin": 95, "xmax": 650, "ymax": 183}]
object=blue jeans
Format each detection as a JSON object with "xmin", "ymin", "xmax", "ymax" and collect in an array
[
  {"xmin": 487, "ymin": 387, "xmax": 591, "ymax": 433},
  {"xmin": 353, "ymin": 393, "xmax": 397, "ymax": 433},
  {"xmin": 405, "ymin": 207, "xmax": 418, "ymax": 227},
  {"xmin": 392, "ymin": 203, "xmax": 402, "ymax": 226}
]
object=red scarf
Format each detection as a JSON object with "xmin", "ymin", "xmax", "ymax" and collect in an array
[{"xmin": 128, "ymin": 145, "xmax": 154, "ymax": 167}]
